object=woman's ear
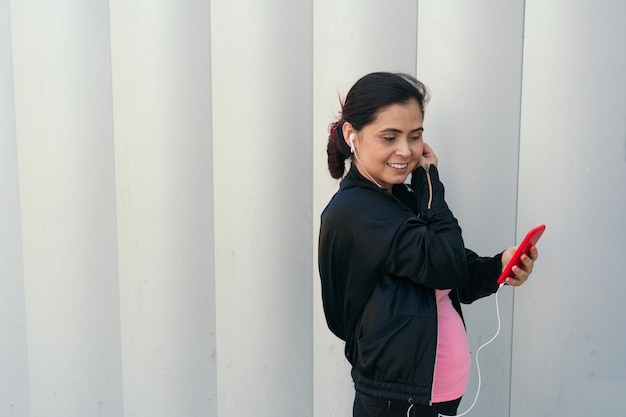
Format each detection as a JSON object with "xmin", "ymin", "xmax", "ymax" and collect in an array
[{"xmin": 342, "ymin": 123, "xmax": 355, "ymax": 153}]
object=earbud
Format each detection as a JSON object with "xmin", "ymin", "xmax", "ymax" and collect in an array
[{"xmin": 348, "ymin": 132, "xmax": 384, "ymax": 189}]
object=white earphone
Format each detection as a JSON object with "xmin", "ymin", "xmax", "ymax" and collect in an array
[{"xmin": 348, "ymin": 131, "xmax": 383, "ymax": 189}]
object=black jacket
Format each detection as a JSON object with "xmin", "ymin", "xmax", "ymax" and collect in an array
[{"xmin": 318, "ymin": 164, "xmax": 502, "ymax": 405}]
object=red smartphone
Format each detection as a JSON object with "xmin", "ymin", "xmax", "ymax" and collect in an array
[{"xmin": 497, "ymin": 224, "xmax": 546, "ymax": 284}]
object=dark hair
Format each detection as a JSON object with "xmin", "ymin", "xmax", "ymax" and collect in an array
[{"xmin": 326, "ymin": 72, "xmax": 430, "ymax": 179}]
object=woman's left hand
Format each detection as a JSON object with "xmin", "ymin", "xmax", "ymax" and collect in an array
[
  {"xmin": 500, "ymin": 245, "xmax": 539, "ymax": 286},
  {"xmin": 420, "ymin": 142, "xmax": 438, "ymax": 168}
]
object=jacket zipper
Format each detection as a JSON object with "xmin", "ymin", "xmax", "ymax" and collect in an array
[
  {"xmin": 430, "ymin": 288, "xmax": 439, "ymax": 406},
  {"xmin": 425, "ymin": 166, "xmax": 433, "ymax": 210},
  {"xmin": 411, "ymin": 167, "xmax": 433, "ymax": 215},
  {"xmin": 409, "ymin": 167, "xmax": 437, "ymax": 406}
]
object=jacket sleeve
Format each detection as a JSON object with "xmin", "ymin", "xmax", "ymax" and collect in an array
[
  {"xmin": 385, "ymin": 166, "xmax": 469, "ymax": 289},
  {"xmin": 457, "ymin": 249, "xmax": 503, "ymax": 303}
]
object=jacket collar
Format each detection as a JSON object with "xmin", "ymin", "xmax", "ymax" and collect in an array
[
  {"xmin": 342, "ymin": 164, "xmax": 414, "ymax": 194},
  {"xmin": 341, "ymin": 164, "xmax": 385, "ymax": 192}
]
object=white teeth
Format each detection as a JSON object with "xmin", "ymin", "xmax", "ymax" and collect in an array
[{"xmin": 389, "ymin": 163, "xmax": 408, "ymax": 169}]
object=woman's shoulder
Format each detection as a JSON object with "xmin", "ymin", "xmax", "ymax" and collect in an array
[{"xmin": 322, "ymin": 184, "xmax": 412, "ymax": 225}]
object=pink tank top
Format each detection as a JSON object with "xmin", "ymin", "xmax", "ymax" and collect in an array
[{"xmin": 432, "ymin": 289, "xmax": 471, "ymax": 402}]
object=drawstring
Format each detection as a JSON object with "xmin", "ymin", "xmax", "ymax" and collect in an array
[{"xmin": 406, "ymin": 398, "xmax": 415, "ymax": 417}]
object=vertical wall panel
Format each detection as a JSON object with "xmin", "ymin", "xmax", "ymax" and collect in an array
[
  {"xmin": 211, "ymin": 0, "xmax": 313, "ymax": 415},
  {"xmin": 0, "ymin": 1, "xmax": 30, "ymax": 415},
  {"xmin": 313, "ymin": 1, "xmax": 418, "ymax": 415},
  {"xmin": 109, "ymin": 1, "xmax": 216, "ymax": 416},
  {"xmin": 10, "ymin": 1, "xmax": 123, "ymax": 415},
  {"xmin": 416, "ymin": 1, "xmax": 525, "ymax": 415},
  {"xmin": 513, "ymin": 1, "xmax": 626, "ymax": 416}
]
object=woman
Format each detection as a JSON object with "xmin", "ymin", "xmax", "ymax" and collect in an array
[{"xmin": 318, "ymin": 72, "xmax": 538, "ymax": 417}]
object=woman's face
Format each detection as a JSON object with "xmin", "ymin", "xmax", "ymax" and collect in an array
[{"xmin": 346, "ymin": 99, "xmax": 424, "ymax": 192}]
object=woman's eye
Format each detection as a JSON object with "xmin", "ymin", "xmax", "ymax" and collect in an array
[
  {"xmin": 383, "ymin": 137, "xmax": 396, "ymax": 142},
  {"xmin": 409, "ymin": 135, "xmax": 421, "ymax": 141}
]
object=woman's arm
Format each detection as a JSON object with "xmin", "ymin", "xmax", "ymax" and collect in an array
[{"xmin": 458, "ymin": 246, "xmax": 538, "ymax": 303}]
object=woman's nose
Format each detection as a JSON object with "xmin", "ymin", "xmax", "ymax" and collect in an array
[{"xmin": 395, "ymin": 139, "xmax": 411, "ymax": 156}]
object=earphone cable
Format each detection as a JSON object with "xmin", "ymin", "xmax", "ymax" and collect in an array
[{"xmin": 353, "ymin": 150, "xmax": 384, "ymax": 190}]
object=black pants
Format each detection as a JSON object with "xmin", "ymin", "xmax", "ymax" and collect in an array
[{"xmin": 353, "ymin": 392, "xmax": 462, "ymax": 417}]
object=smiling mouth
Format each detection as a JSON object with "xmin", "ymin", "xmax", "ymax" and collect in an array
[{"xmin": 388, "ymin": 163, "xmax": 409, "ymax": 169}]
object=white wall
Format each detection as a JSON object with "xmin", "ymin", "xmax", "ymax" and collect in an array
[
  {"xmin": 2, "ymin": 1, "xmax": 625, "ymax": 417},
  {"xmin": 210, "ymin": 0, "xmax": 313, "ymax": 415},
  {"xmin": 110, "ymin": 1, "xmax": 216, "ymax": 416},
  {"xmin": 10, "ymin": 1, "xmax": 124, "ymax": 415},
  {"xmin": 1, "ymin": 1, "xmax": 30, "ymax": 415},
  {"xmin": 512, "ymin": 1, "xmax": 626, "ymax": 415}
]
